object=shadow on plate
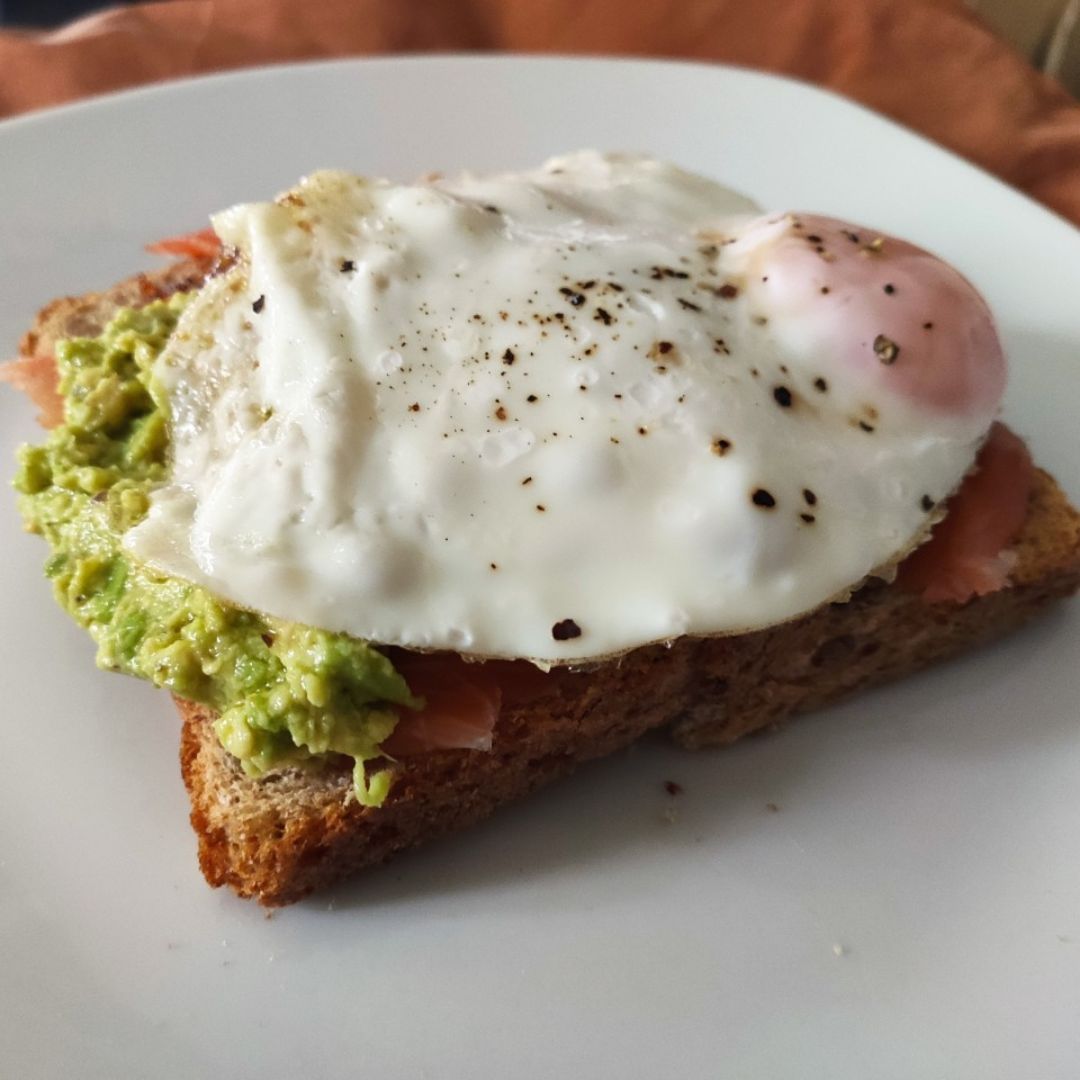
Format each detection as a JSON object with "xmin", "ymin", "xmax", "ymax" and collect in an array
[{"xmin": 303, "ymin": 603, "xmax": 1079, "ymax": 913}]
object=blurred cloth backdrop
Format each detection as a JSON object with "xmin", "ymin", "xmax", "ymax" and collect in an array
[
  {"xmin": 2, "ymin": 0, "xmax": 1078, "ymax": 96},
  {"xmin": 971, "ymin": 0, "xmax": 1080, "ymax": 92}
]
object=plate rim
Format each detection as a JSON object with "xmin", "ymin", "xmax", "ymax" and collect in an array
[
  {"xmin": 2, "ymin": 47, "xmax": 1079, "ymax": 1080},
  {"xmin": 2, "ymin": 51, "xmax": 1078, "ymax": 239}
]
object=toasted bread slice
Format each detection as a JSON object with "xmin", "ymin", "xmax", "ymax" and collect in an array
[
  {"xmin": 23, "ymin": 264, "xmax": 1080, "ymax": 906},
  {"xmin": 179, "ymin": 469, "xmax": 1080, "ymax": 905}
]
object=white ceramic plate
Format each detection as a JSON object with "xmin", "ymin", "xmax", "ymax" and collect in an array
[{"xmin": 1, "ymin": 57, "xmax": 1078, "ymax": 1080}]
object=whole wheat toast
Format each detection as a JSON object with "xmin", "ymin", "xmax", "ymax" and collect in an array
[{"xmin": 24, "ymin": 263, "xmax": 1080, "ymax": 906}]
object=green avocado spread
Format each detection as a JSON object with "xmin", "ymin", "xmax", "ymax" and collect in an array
[{"xmin": 15, "ymin": 296, "xmax": 417, "ymax": 805}]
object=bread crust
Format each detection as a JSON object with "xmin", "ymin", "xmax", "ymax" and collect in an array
[
  {"xmin": 23, "ymin": 262, "xmax": 1080, "ymax": 905},
  {"xmin": 18, "ymin": 258, "xmax": 208, "ymax": 358}
]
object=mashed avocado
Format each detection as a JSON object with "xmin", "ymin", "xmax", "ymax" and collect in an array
[{"xmin": 15, "ymin": 297, "xmax": 416, "ymax": 805}]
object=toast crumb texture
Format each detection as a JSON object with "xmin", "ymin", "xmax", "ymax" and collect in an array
[{"xmin": 25, "ymin": 262, "xmax": 1080, "ymax": 906}]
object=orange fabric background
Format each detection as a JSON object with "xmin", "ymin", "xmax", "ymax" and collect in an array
[{"xmin": 2, "ymin": 0, "xmax": 1080, "ymax": 225}]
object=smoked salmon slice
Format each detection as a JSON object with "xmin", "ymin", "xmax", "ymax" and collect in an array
[
  {"xmin": 146, "ymin": 227, "xmax": 222, "ymax": 262},
  {"xmin": 382, "ymin": 654, "xmax": 502, "ymax": 756},
  {"xmin": 380, "ymin": 653, "xmax": 564, "ymax": 756},
  {"xmin": 897, "ymin": 422, "xmax": 1034, "ymax": 603},
  {"xmin": 0, "ymin": 353, "xmax": 62, "ymax": 428}
]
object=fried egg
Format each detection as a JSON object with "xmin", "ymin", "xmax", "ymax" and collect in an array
[{"xmin": 126, "ymin": 152, "xmax": 1006, "ymax": 662}]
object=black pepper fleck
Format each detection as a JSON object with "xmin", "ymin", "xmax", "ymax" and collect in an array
[
  {"xmin": 773, "ymin": 386, "xmax": 794, "ymax": 408},
  {"xmin": 800, "ymin": 513, "xmax": 816, "ymax": 524},
  {"xmin": 814, "ymin": 377, "xmax": 829, "ymax": 393},
  {"xmin": 883, "ymin": 283, "xmax": 896, "ymax": 295},
  {"xmin": 752, "ymin": 488, "xmax": 777, "ymax": 509},
  {"xmin": 650, "ymin": 266, "xmax": 689, "ymax": 280},
  {"xmin": 920, "ymin": 494, "xmax": 934, "ymax": 512},
  {"xmin": 552, "ymin": 618, "xmax": 582, "ymax": 641},
  {"xmin": 502, "ymin": 348, "xmax": 515, "ymax": 365},
  {"xmin": 803, "ymin": 488, "xmax": 817, "ymax": 506},
  {"xmin": 252, "ymin": 295, "xmax": 265, "ymax": 314},
  {"xmin": 712, "ymin": 438, "xmax": 732, "ymax": 455}
]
